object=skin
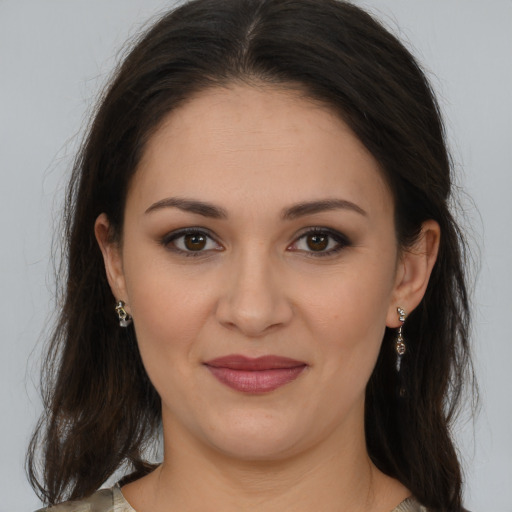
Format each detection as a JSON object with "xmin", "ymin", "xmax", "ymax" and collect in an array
[{"xmin": 96, "ymin": 84, "xmax": 440, "ymax": 512}]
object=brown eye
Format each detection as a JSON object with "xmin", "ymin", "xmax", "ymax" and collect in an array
[
  {"xmin": 306, "ymin": 233, "xmax": 329, "ymax": 251},
  {"xmin": 288, "ymin": 228, "xmax": 350, "ymax": 258},
  {"xmin": 162, "ymin": 229, "xmax": 222, "ymax": 256},
  {"xmin": 184, "ymin": 233, "xmax": 207, "ymax": 251}
]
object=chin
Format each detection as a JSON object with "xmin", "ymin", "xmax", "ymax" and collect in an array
[
  {"xmin": 197, "ymin": 409, "xmax": 315, "ymax": 462},
  {"xmin": 209, "ymin": 433, "xmax": 301, "ymax": 462}
]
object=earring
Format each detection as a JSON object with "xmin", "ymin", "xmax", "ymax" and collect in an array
[
  {"xmin": 395, "ymin": 307, "xmax": 406, "ymax": 372},
  {"xmin": 115, "ymin": 300, "xmax": 132, "ymax": 327}
]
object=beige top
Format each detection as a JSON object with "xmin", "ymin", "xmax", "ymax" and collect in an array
[{"xmin": 37, "ymin": 485, "xmax": 430, "ymax": 512}]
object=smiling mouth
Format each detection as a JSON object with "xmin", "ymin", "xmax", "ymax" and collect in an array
[{"xmin": 203, "ymin": 355, "xmax": 308, "ymax": 393}]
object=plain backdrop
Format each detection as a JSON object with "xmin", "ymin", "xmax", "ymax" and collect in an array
[{"xmin": 1, "ymin": 1, "xmax": 511, "ymax": 510}]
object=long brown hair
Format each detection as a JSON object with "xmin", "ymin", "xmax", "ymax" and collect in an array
[{"xmin": 27, "ymin": 1, "xmax": 476, "ymax": 510}]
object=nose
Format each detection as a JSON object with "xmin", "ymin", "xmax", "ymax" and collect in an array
[{"xmin": 215, "ymin": 248, "xmax": 293, "ymax": 338}]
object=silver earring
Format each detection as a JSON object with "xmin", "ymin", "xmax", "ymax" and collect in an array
[
  {"xmin": 395, "ymin": 307, "xmax": 406, "ymax": 372},
  {"xmin": 115, "ymin": 300, "xmax": 132, "ymax": 327}
]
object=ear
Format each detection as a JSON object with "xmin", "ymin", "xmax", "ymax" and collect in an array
[
  {"xmin": 386, "ymin": 220, "xmax": 441, "ymax": 327},
  {"xmin": 94, "ymin": 213, "xmax": 129, "ymax": 310}
]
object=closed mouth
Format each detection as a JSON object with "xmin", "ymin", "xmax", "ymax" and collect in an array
[{"xmin": 204, "ymin": 355, "xmax": 307, "ymax": 393}]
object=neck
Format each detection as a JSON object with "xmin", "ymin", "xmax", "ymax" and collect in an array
[{"xmin": 122, "ymin": 414, "xmax": 409, "ymax": 512}]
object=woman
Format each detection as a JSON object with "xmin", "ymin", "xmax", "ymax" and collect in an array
[{"xmin": 27, "ymin": 0, "xmax": 474, "ymax": 510}]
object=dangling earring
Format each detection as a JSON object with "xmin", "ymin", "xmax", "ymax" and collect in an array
[
  {"xmin": 115, "ymin": 300, "xmax": 132, "ymax": 327},
  {"xmin": 395, "ymin": 307, "xmax": 406, "ymax": 372}
]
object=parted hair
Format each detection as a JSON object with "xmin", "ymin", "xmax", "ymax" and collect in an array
[{"xmin": 27, "ymin": 1, "xmax": 475, "ymax": 510}]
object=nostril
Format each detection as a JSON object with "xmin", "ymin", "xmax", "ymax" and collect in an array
[
  {"xmin": 214, "ymin": 259, "xmax": 293, "ymax": 336},
  {"xmin": 215, "ymin": 292, "xmax": 293, "ymax": 337}
]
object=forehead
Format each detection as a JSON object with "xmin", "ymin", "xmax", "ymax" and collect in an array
[{"xmin": 131, "ymin": 84, "xmax": 392, "ymax": 217}]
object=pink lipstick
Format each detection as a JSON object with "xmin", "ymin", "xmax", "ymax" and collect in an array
[{"xmin": 204, "ymin": 355, "xmax": 307, "ymax": 393}]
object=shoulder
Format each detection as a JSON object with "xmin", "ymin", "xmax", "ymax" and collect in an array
[
  {"xmin": 35, "ymin": 487, "xmax": 116, "ymax": 512},
  {"xmin": 392, "ymin": 497, "xmax": 471, "ymax": 512},
  {"xmin": 392, "ymin": 497, "xmax": 430, "ymax": 512}
]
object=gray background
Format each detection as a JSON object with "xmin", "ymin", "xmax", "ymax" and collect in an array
[{"xmin": 1, "ymin": 1, "xmax": 511, "ymax": 510}]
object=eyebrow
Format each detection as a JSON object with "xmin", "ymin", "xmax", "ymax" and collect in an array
[
  {"xmin": 281, "ymin": 199, "xmax": 367, "ymax": 220},
  {"xmin": 145, "ymin": 197, "xmax": 228, "ymax": 218},
  {"xmin": 145, "ymin": 197, "xmax": 366, "ymax": 219}
]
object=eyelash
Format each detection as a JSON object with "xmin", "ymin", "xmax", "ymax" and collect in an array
[
  {"xmin": 160, "ymin": 228, "xmax": 222, "ymax": 258},
  {"xmin": 289, "ymin": 227, "xmax": 351, "ymax": 258},
  {"xmin": 160, "ymin": 227, "xmax": 351, "ymax": 258}
]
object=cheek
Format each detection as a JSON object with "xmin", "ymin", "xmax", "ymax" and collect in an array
[
  {"xmin": 122, "ymin": 256, "xmax": 214, "ymax": 378},
  {"xmin": 296, "ymin": 259, "xmax": 396, "ymax": 381}
]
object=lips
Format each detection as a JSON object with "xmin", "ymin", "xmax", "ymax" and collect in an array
[{"xmin": 204, "ymin": 355, "xmax": 307, "ymax": 393}]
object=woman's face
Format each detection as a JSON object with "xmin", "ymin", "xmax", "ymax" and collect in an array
[{"xmin": 100, "ymin": 84, "xmax": 408, "ymax": 461}]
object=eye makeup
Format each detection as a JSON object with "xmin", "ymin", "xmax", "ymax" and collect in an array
[{"xmin": 159, "ymin": 226, "xmax": 352, "ymax": 259}]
